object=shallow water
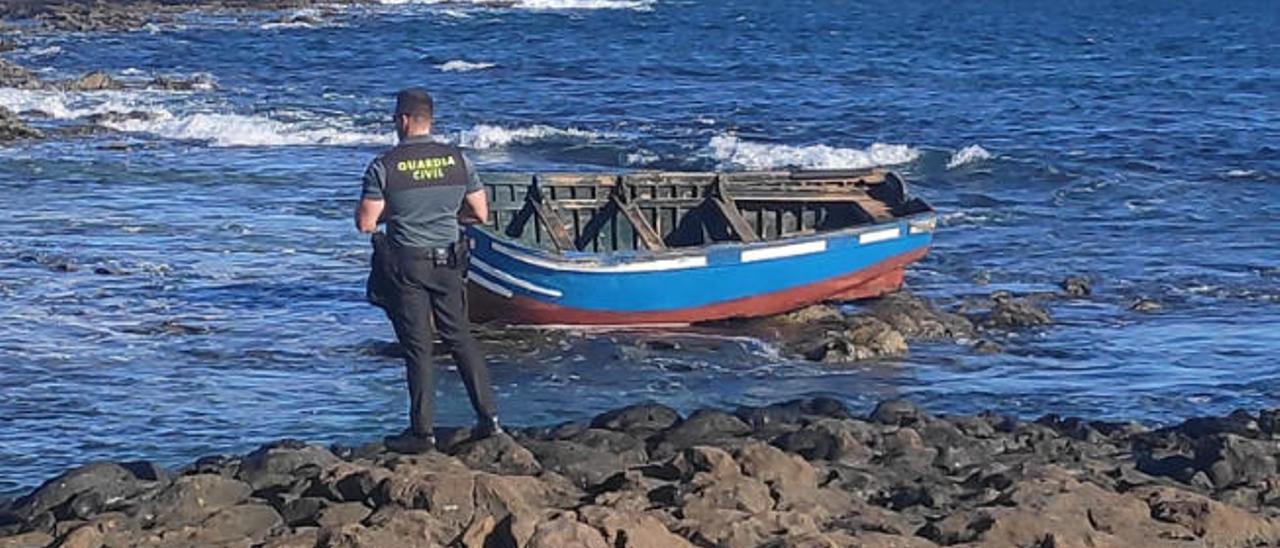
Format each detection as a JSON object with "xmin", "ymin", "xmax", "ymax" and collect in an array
[{"xmin": 1, "ymin": 0, "xmax": 1278, "ymax": 495}]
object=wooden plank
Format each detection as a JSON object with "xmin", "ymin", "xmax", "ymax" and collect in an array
[
  {"xmin": 574, "ymin": 200, "xmax": 620, "ymax": 251},
  {"xmin": 529, "ymin": 199, "xmax": 576, "ymax": 251},
  {"xmin": 711, "ymin": 197, "xmax": 760, "ymax": 242},
  {"xmin": 613, "ymin": 195, "xmax": 666, "ymax": 250}
]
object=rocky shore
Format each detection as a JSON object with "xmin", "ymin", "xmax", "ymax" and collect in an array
[
  {"xmin": 0, "ymin": 1, "xmax": 366, "ymax": 32},
  {"xmin": 4, "ymin": 397, "xmax": 1280, "ymax": 547}
]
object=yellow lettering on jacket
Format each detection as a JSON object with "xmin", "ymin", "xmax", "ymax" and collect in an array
[{"xmin": 395, "ymin": 155, "xmax": 457, "ymax": 181}]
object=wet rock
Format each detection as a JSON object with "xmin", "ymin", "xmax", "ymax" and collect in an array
[
  {"xmin": 775, "ymin": 418, "xmax": 875, "ymax": 463},
  {"xmin": 524, "ymin": 439, "xmax": 635, "ymax": 489},
  {"xmin": 972, "ymin": 338, "xmax": 1002, "ymax": 354},
  {"xmin": 736, "ymin": 397, "xmax": 851, "ymax": 430},
  {"xmin": 1132, "ymin": 298, "xmax": 1164, "ymax": 312},
  {"xmin": 451, "ymin": 433, "xmax": 542, "ymax": 476},
  {"xmin": 1061, "ymin": 275, "xmax": 1092, "ymax": 297},
  {"xmin": 651, "ymin": 409, "xmax": 752, "ymax": 458},
  {"xmin": 238, "ymin": 440, "xmax": 339, "ymax": 492},
  {"xmin": 867, "ymin": 291, "xmax": 976, "ymax": 340},
  {"xmin": 0, "ymin": 106, "xmax": 43, "ymax": 143},
  {"xmin": 147, "ymin": 73, "xmax": 217, "ymax": 91},
  {"xmin": 981, "ymin": 296, "xmax": 1052, "ymax": 328},
  {"xmin": 803, "ymin": 317, "xmax": 908, "ymax": 362},
  {"xmin": 775, "ymin": 304, "xmax": 842, "ymax": 324},
  {"xmin": 62, "ymin": 71, "xmax": 120, "ymax": 92},
  {"xmin": 10, "ymin": 462, "xmax": 140, "ymax": 521},
  {"xmin": 870, "ymin": 399, "xmax": 928, "ymax": 427},
  {"xmin": 590, "ymin": 402, "xmax": 680, "ymax": 437},
  {"xmin": 0, "ymin": 59, "xmax": 43, "ymax": 89}
]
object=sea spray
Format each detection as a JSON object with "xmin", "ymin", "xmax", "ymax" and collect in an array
[
  {"xmin": 706, "ymin": 133, "xmax": 920, "ymax": 170},
  {"xmin": 946, "ymin": 144, "xmax": 993, "ymax": 169}
]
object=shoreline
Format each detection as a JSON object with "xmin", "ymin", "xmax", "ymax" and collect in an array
[{"xmin": 4, "ymin": 398, "xmax": 1280, "ymax": 547}]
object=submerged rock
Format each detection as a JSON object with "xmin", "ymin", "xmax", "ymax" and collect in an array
[
  {"xmin": 62, "ymin": 71, "xmax": 120, "ymax": 91},
  {"xmin": 1132, "ymin": 298, "xmax": 1164, "ymax": 312},
  {"xmin": 0, "ymin": 107, "xmax": 43, "ymax": 143},
  {"xmin": 981, "ymin": 296, "xmax": 1052, "ymax": 328},
  {"xmin": 1061, "ymin": 275, "xmax": 1092, "ymax": 297},
  {"xmin": 803, "ymin": 317, "xmax": 908, "ymax": 362}
]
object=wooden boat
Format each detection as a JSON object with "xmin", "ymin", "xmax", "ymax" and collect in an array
[{"xmin": 465, "ymin": 169, "xmax": 936, "ymax": 326}]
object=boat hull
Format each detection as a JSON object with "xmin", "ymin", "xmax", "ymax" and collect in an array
[{"xmin": 464, "ymin": 215, "xmax": 935, "ymax": 326}]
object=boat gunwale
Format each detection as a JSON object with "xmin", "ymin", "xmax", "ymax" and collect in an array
[{"xmin": 468, "ymin": 209, "xmax": 937, "ymax": 271}]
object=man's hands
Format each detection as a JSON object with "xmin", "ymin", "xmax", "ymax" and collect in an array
[
  {"xmin": 458, "ymin": 189, "xmax": 489, "ymax": 225},
  {"xmin": 356, "ymin": 198, "xmax": 385, "ymax": 233}
]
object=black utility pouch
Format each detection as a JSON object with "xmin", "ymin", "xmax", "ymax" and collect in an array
[{"xmin": 366, "ymin": 232, "xmax": 396, "ymax": 310}]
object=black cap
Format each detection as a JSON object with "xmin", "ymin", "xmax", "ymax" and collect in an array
[{"xmin": 395, "ymin": 88, "xmax": 434, "ymax": 117}]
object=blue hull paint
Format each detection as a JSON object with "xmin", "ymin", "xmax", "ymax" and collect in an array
[{"xmin": 466, "ymin": 214, "xmax": 935, "ymax": 315}]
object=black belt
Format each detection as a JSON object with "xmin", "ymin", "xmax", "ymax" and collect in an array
[{"xmin": 394, "ymin": 241, "xmax": 463, "ymax": 267}]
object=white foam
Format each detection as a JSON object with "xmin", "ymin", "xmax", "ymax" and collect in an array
[
  {"xmin": 102, "ymin": 111, "xmax": 395, "ymax": 147},
  {"xmin": 0, "ymin": 88, "xmax": 167, "ymax": 120},
  {"xmin": 25, "ymin": 46, "xmax": 62, "ymax": 57},
  {"xmin": 1226, "ymin": 169, "xmax": 1257, "ymax": 178},
  {"xmin": 946, "ymin": 144, "xmax": 993, "ymax": 169},
  {"xmin": 457, "ymin": 123, "xmax": 605, "ymax": 149},
  {"xmin": 437, "ymin": 60, "xmax": 496, "ymax": 72},
  {"xmin": 706, "ymin": 133, "xmax": 920, "ymax": 170}
]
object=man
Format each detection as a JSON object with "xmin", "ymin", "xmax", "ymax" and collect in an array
[{"xmin": 356, "ymin": 88, "xmax": 501, "ymax": 453}]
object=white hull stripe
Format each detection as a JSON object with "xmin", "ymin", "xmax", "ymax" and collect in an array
[
  {"xmin": 469, "ymin": 272, "xmax": 513, "ymax": 299},
  {"xmin": 471, "ymin": 258, "xmax": 563, "ymax": 298},
  {"xmin": 740, "ymin": 240, "xmax": 827, "ymax": 263},
  {"xmin": 490, "ymin": 243, "xmax": 707, "ymax": 273},
  {"xmin": 859, "ymin": 227, "xmax": 901, "ymax": 245}
]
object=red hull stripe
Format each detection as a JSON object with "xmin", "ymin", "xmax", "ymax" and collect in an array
[{"xmin": 469, "ymin": 248, "xmax": 929, "ymax": 326}]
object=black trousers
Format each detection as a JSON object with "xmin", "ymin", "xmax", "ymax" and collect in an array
[{"xmin": 384, "ymin": 245, "xmax": 498, "ymax": 436}]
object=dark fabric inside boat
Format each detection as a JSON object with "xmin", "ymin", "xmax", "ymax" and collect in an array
[{"xmin": 478, "ymin": 170, "xmax": 932, "ymax": 254}]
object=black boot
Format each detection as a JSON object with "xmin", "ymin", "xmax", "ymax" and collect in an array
[
  {"xmin": 384, "ymin": 429, "xmax": 436, "ymax": 454},
  {"xmin": 474, "ymin": 416, "xmax": 504, "ymax": 439}
]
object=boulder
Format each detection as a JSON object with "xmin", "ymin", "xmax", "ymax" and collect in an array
[
  {"xmin": 10, "ymin": 462, "xmax": 140, "ymax": 520},
  {"xmin": 526, "ymin": 513, "xmax": 609, "ymax": 548},
  {"xmin": 867, "ymin": 292, "xmax": 976, "ymax": 340},
  {"xmin": 577, "ymin": 505, "xmax": 693, "ymax": 548},
  {"xmin": 451, "ymin": 434, "xmax": 542, "ymax": 476},
  {"xmin": 315, "ymin": 502, "xmax": 372, "ymax": 529},
  {"xmin": 0, "ymin": 532, "xmax": 52, "ymax": 548},
  {"xmin": 63, "ymin": 71, "xmax": 120, "ymax": 92},
  {"xmin": 982, "ymin": 297, "xmax": 1052, "ymax": 328},
  {"xmin": 143, "ymin": 474, "xmax": 252, "ymax": 527},
  {"xmin": 1194, "ymin": 434, "xmax": 1279, "ymax": 489},
  {"xmin": 653, "ymin": 409, "xmax": 752, "ymax": 457},
  {"xmin": 734, "ymin": 441, "xmax": 817, "ymax": 499},
  {"xmin": 590, "ymin": 403, "xmax": 681, "ymax": 437},
  {"xmin": 1061, "ymin": 275, "xmax": 1091, "ymax": 297},
  {"xmin": 775, "ymin": 418, "xmax": 876, "ymax": 463},
  {"xmin": 735, "ymin": 397, "xmax": 851, "ymax": 430},
  {"xmin": 803, "ymin": 317, "xmax": 908, "ymax": 362},
  {"xmin": 0, "ymin": 107, "xmax": 43, "ymax": 143},
  {"xmin": 869, "ymin": 399, "xmax": 928, "ymax": 427},
  {"xmin": 524, "ymin": 440, "xmax": 634, "ymax": 489},
  {"xmin": 237, "ymin": 440, "xmax": 340, "ymax": 492}
]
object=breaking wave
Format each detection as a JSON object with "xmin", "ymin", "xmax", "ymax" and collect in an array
[
  {"xmin": 102, "ymin": 112, "xmax": 394, "ymax": 147},
  {"xmin": 457, "ymin": 124, "xmax": 607, "ymax": 150},
  {"xmin": 437, "ymin": 60, "xmax": 496, "ymax": 72},
  {"xmin": 0, "ymin": 88, "xmax": 165, "ymax": 120},
  {"xmin": 946, "ymin": 144, "xmax": 993, "ymax": 169},
  {"xmin": 706, "ymin": 134, "xmax": 920, "ymax": 170}
]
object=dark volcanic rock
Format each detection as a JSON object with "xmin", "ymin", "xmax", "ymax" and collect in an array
[
  {"xmin": 11, "ymin": 462, "xmax": 140, "ymax": 521},
  {"xmin": 61, "ymin": 70, "xmax": 120, "ymax": 91},
  {"xmin": 0, "ymin": 107, "xmax": 43, "ymax": 143},
  {"xmin": 867, "ymin": 291, "xmax": 976, "ymax": 340},
  {"xmin": 981, "ymin": 296, "xmax": 1052, "ymax": 328},
  {"xmin": 8, "ymin": 399, "xmax": 1280, "ymax": 547},
  {"xmin": 590, "ymin": 402, "xmax": 681, "ymax": 437},
  {"xmin": 803, "ymin": 317, "xmax": 908, "ymax": 362},
  {"xmin": 1061, "ymin": 275, "xmax": 1092, "ymax": 297}
]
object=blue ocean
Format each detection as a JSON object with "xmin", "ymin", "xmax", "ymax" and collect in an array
[{"xmin": 1, "ymin": 0, "xmax": 1277, "ymax": 495}]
